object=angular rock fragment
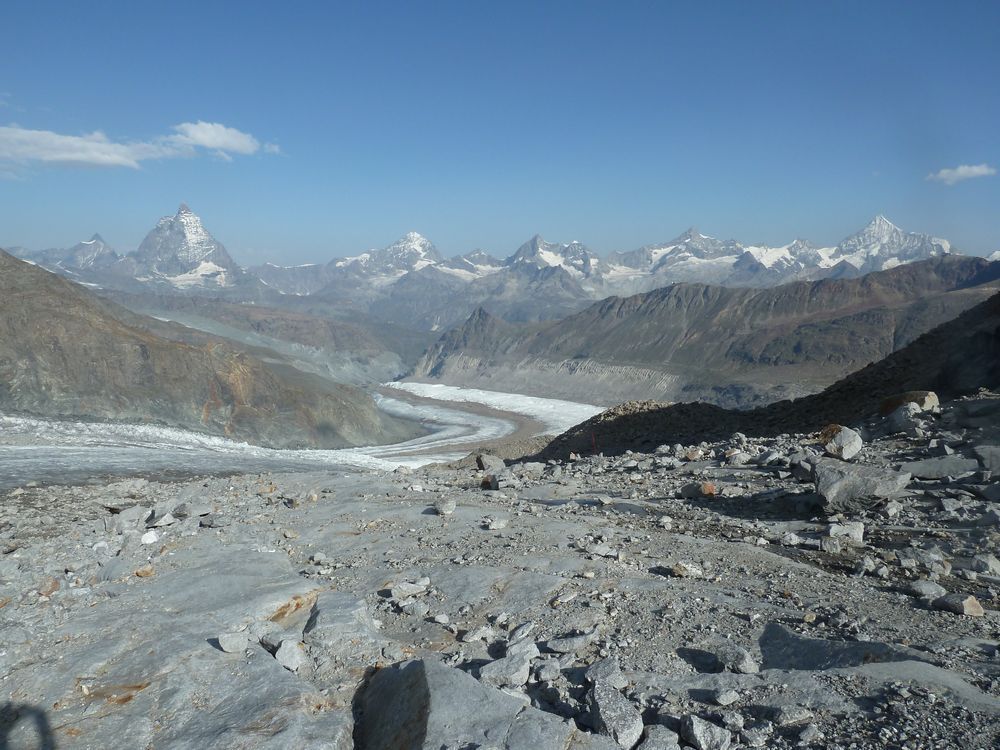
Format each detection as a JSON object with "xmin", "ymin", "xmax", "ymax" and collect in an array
[
  {"xmin": 548, "ymin": 626, "xmax": 599, "ymax": 654},
  {"xmin": 820, "ymin": 424, "xmax": 863, "ymax": 461},
  {"xmin": 275, "ymin": 639, "xmax": 308, "ymax": 672},
  {"xmin": 932, "ymin": 593, "xmax": 985, "ymax": 617},
  {"xmin": 585, "ymin": 656, "xmax": 628, "ymax": 690},
  {"xmin": 879, "ymin": 391, "xmax": 939, "ymax": 415},
  {"xmin": 681, "ymin": 715, "xmax": 731, "ymax": 750},
  {"xmin": 588, "ymin": 678, "xmax": 644, "ymax": 749},
  {"xmin": 638, "ymin": 725, "xmax": 682, "ymax": 750},
  {"xmin": 711, "ymin": 643, "xmax": 759, "ymax": 674},
  {"xmin": 811, "ymin": 458, "xmax": 910, "ymax": 513},
  {"xmin": 434, "ymin": 498, "xmax": 457, "ymax": 515},
  {"xmin": 476, "ymin": 454, "xmax": 507, "ymax": 473},
  {"xmin": 217, "ymin": 632, "xmax": 249, "ymax": 654}
]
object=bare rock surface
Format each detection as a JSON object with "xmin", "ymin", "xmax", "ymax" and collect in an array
[{"xmin": 1, "ymin": 392, "xmax": 999, "ymax": 748}]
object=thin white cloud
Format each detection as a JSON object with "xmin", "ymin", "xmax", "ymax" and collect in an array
[
  {"xmin": 0, "ymin": 120, "xmax": 274, "ymax": 170},
  {"xmin": 926, "ymin": 163, "xmax": 997, "ymax": 186},
  {"xmin": 170, "ymin": 121, "xmax": 260, "ymax": 154}
]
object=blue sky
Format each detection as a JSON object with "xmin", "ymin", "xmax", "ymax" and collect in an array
[{"xmin": 2, "ymin": 1, "xmax": 998, "ymax": 263}]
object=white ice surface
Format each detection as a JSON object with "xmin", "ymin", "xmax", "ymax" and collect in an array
[
  {"xmin": 0, "ymin": 394, "xmax": 516, "ymax": 488},
  {"xmin": 384, "ymin": 382, "xmax": 602, "ymax": 435}
]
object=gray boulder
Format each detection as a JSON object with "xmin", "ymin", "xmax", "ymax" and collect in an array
[
  {"xmin": 812, "ymin": 458, "xmax": 911, "ymax": 513},
  {"xmin": 588, "ymin": 678, "xmax": 645, "ymax": 749},
  {"xmin": 477, "ymin": 453, "xmax": 507, "ymax": 473},
  {"xmin": 681, "ymin": 715, "xmax": 731, "ymax": 750},
  {"xmin": 822, "ymin": 425, "xmax": 863, "ymax": 461}
]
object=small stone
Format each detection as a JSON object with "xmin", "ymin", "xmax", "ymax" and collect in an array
[
  {"xmin": 671, "ymin": 561, "xmax": 703, "ymax": 578},
  {"xmin": 434, "ymin": 498, "xmax": 457, "ymax": 516},
  {"xmin": 909, "ymin": 580, "xmax": 946, "ymax": 600},
  {"xmin": 432, "ymin": 613, "xmax": 450, "ymax": 625},
  {"xmin": 772, "ymin": 705, "xmax": 813, "ymax": 726},
  {"xmin": 476, "ymin": 454, "xmax": 506, "ymax": 473},
  {"xmin": 389, "ymin": 580, "xmax": 428, "ymax": 599},
  {"xmin": 589, "ymin": 678, "xmax": 644, "ymax": 749},
  {"xmin": 681, "ymin": 715, "xmax": 732, "ymax": 750},
  {"xmin": 140, "ymin": 530, "xmax": 159, "ymax": 545},
  {"xmin": 680, "ymin": 481, "xmax": 716, "ymax": 498},
  {"xmin": 275, "ymin": 640, "xmax": 307, "ymax": 672},
  {"xmin": 879, "ymin": 390, "xmax": 939, "ymax": 415},
  {"xmin": 820, "ymin": 424, "xmax": 864, "ymax": 461},
  {"xmin": 218, "ymin": 632, "xmax": 249, "ymax": 653},
  {"xmin": 932, "ymin": 593, "xmax": 985, "ymax": 617},
  {"xmin": 713, "ymin": 644, "xmax": 759, "ymax": 674},
  {"xmin": 535, "ymin": 657, "xmax": 562, "ymax": 682},
  {"xmin": 460, "ymin": 625, "xmax": 495, "ymax": 643},
  {"xmin": 483, "ymin": 516, "xmax": 507, "ymax": 530},
  {"xmin": 134, "ymin": 565, "xmax": 155, "ymax": 578},
  {"xmin": 638, "ymin": 725, "xmax": 682, "ymax": 750},
  {"xmin": 480, "ymin": 475, "xmax": 500, "ymax": 491},
  {"xmin": 827, "ymin": 521, "xmax": 864, "ymax": 544},
  {"xmin": 818, "ymin": 536, "xmax": 842, "ymax": 554},
  {"xmin": 712, "ymin": 688, "xmax": 740, "ymax": 706},
  {"xmin": 798, "ymin": 723, "xmax": 823, "ymax": 744},
  {"xmin": 547, "ymin": 626, "xmax": 598, "ymax": 654},
  {"xmin": 585, "ymin": 656, "xmax": 628, "ymax": 689}
]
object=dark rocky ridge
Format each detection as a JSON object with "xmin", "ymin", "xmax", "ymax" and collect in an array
[
  {"xmin": 538, "ymin": 288, "xmax": 1000, "ymax": 458},
  {"xmin": 413, "ymin": 256, "xmax": 1000, "ymax": 407},
  {"xmin": 0, "ymin": 250, "xmax": 418, "ymax": 449}
]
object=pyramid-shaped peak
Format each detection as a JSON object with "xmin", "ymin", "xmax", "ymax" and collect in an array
[
  {"xmin": 177, "ymin": 203, "xmax": 193, "ymax": 215},
  {"xmin": 88, "ymin": 233, "xmax": 106, "ymax": 243},
  {"xmin": 868, "ymin": 215, "xmax": 899, "ymax": 231}
]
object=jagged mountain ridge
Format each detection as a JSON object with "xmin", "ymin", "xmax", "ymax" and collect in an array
[
  {"xmin": 409, "ymin": 255, "xmax": 1000, "ymax": 408},
  {"xmin": 538, "ymin": 286, "xmax": 1000, "ymax": 458},
  {"xmin": 8, "ymin": 211, "xmax": 964, "ymax": 330},
  {"xmin": 0, "ymin": 249, "xmax": 417, "ymax": 449},
  {"xmin": 14, "ymin": 205, "xmax": 260, "ymax": 294}
]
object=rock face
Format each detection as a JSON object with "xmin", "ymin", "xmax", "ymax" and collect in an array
[
  {"xmin": 411, "ymin": 256, "xmax": 1000, "ymax": 408},
  {"xmin": 539, "ymin": 290, "xmax": 1000, "ymax": 457},
  {"xmin": 0, "ymin": 250, "xmax": 417, "ymax": 448},
  {"xmin": 131, "ymin": 204, "xmax": 240, "ymax": 281}
]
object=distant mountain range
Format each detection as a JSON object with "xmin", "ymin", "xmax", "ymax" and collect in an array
[
  {"xmin": 410, "ymin": 255, "xmax": 1000, "ymax": 408},
  {"xmin": 9, "ymin": 207, "xmax": 975, "ymax": 331}
]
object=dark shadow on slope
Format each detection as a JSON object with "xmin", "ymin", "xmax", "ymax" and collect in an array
[{"xmin": 0, "ymin": 703, "xmax": 56, "ymax": 750}]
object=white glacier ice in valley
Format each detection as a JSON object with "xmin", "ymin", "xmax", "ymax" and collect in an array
[
  {"xmin": 0, "ymin": 386, "xmax": 603, "ymax": 488},
  {"xmin": 0, "ymin": 394, "xmax": 513, "ymax": 488},
  {"xmin": 384, "ymin": 381, "xmax": 602, "ymax": 434}
]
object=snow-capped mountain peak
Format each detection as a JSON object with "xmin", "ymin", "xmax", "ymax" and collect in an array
[
  {"xmin": 132, "ymin": 203, "xmax": 237, "ymax": 285},
  {"xmin": 829, "ymin": 215, "xmax": 948, "ymax": 273},
  {"xmin": 333, "ymin": 232, "xmax": 444, "ymax": 278}
]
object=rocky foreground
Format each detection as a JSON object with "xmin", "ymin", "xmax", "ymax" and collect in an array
[{"xmin": 2, "ymin": 393, "xmax": 999, "ymax": 749}]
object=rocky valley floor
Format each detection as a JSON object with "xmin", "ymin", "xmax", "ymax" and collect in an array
[{"xmin": 1, "ymin": 394, "xmax": 999, "ymax": 749}]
